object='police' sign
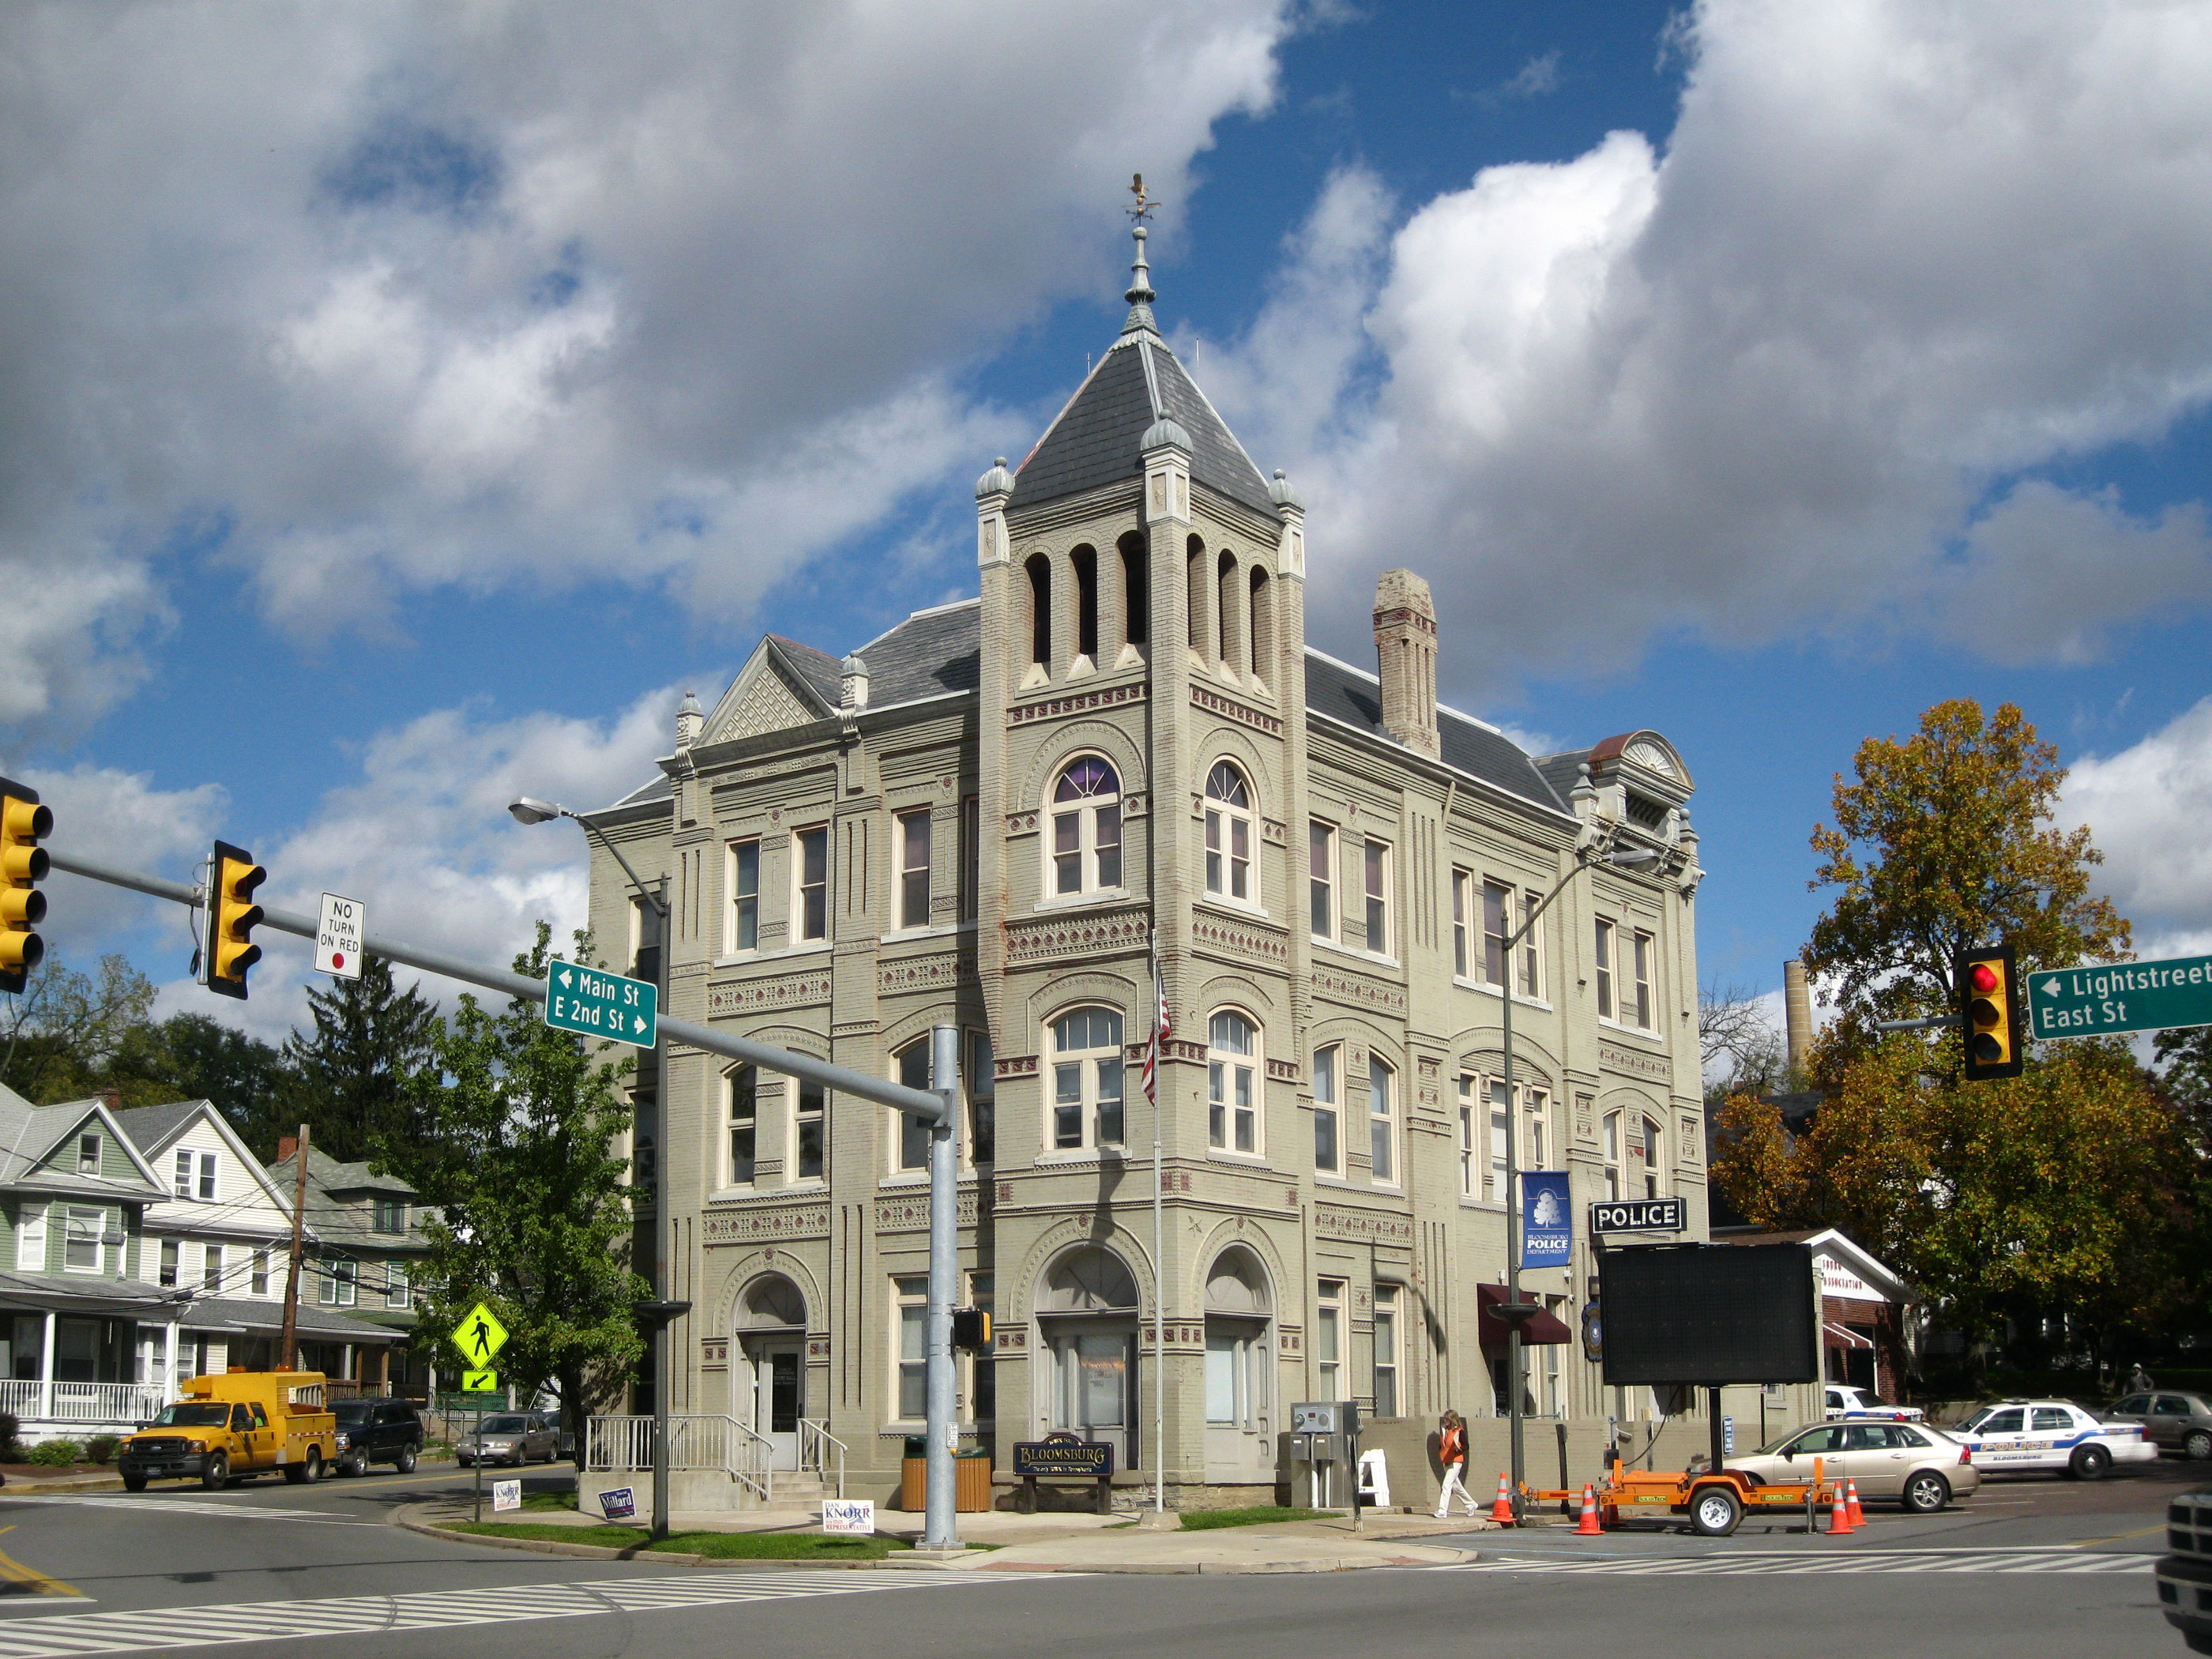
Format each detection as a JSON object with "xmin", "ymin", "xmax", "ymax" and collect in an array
[{"xmin": 1590, "ymin": 1197, "xmax": 1687, "ymax": 1234}]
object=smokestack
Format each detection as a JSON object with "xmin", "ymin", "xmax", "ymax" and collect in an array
[
  {"xmin": 1372, "ymin": 569, "xmax": 1439, "ymax": 758},
  {"xmin": 1784, "ymin": 959, "xmax": 1813, "ymax": 1078}
]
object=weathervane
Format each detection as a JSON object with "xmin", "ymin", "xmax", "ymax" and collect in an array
[
  {"xmin": 1127, "ymin": 173, "xmax": 1159, "ymax": 224},
  {"xmin": 1123, "ymin": 174, "xmax": 1159, "ymax": 325}
]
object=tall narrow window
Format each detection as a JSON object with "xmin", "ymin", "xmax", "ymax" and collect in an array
[
  {"xmin": 1488, "ymin": 1081, "xmax": 1509, "ymax": 1202},
  {"xmin": 1519, "ymin": 892, "xmax": 1544, "ymax": 998},
  {"xmin": 957, "ymin": 796, "xmax": 979, "ymax": 922},
  {"xmin": 333, "ymin": 1259, "xmax": 358, "ymax": 1307},
  {"xmin": 631, "ymin": 897, "xmax": 662, "ymax": 984},
  {"xmin": 795, "ymin": 1081, "xmax": 826, "ymax": 1181},
  {"xmin": 65, "ymin": 1209, "xmax": 102, "ymax": 1273},
  {"xmin": 174, "ymin": 1149, "xmax": 193, "ymax": 1198},
  {"xmin": 897, "ymin": 808, "xmax": 932, "ymax": 930},
  {"xmin": 1631, "ymin": 931, "xmax": 1654, "ymax": 1029},
  {"xmin": 1363, "ymin": 840, "xmax": 1390, "ymax": 955},
  {"xmin": 159, "ymin": 1240, "xmax": 178, "ymax": 1288},
  {"xmin": 1050, "ymin": 1008, "xmax": 1125, "ymax": 1151},
  {"xmin": 895, "ymin": 1274, "xmax": 928, "ymax": 1419},
  {"xmin": 1051, "ymin": 758, "xmax": 1122, "ymax": 895},
  {"xmin": 1119, "ymin": 532, "xmax": 1149, "ymax": 649},
  {"xmin": 1456, "ymin": 1076, "xmax": 1475, "ymax": 1196},
  {"xmin": 387, "ymin": 1264, "xmax": 410, "ymax": 1310},
  {"xmin": 77, "ymin": 1134, "xmax": 100, "ymax": 1175},
  {"xmin": 896, "ymin": 1042, "xmax": 931, "ymax": 1171},
  {"xmin": 202, "ymin": 1242, "xmax": 223, "ymax": 1293},
  {"xmin": 1482, "ymin": 879, "xmax": 1510, "ymax": 987},
  {"xmin": 1602, "ymin": 1112, "xmax": 1622, "ymax": 1200},
  {"xmin": 1595, "ymin": 919, "xmax": 1616, "ymax": 1020},
  {"xmin": 794, "ymin": 826, "xmax": 829, "ymax": 942},
  {"xmin": 726, "ymin": 838, "xmax": 759, "ymax": 953},
  {"xmin": 1368, "ymin": 1055, "xmax": 1396, "ymax": 1183},
  {"xmin": 728, "ymin": 1066, "xmax": 758, "ymax": 1187},
  {"xmin": 1316, "ymin": 1280, "xmax": 1343, "ymax": 1400},
  {"xmin": 199, "ymin": 1153, "xmax": 216, "ymax": 1202},
  {"xmin": 1247, "ymin": 566, "xmax": 1272, "ymax": 688},
  {"xmin": 1203, "ymin": 762, "xmax": 1253, "ymax": 902},
  {"xmin": 1217, "ymin": 550, "xmax": 1242, "ymax": 673},
  {"xmin": 1072, "ymin": 545, "xmax": 1099, "ymax": 664},
  {"xmin": 1373, "ymin": 1285, "xmax": 1400, "ymax": 1418},
  {"xmin": 969, "ymin": 1029, "xmax": 995, "ymax": 1164},
  {"xmin": 1642, "ymin": 1114, "xmax": 1665, "ymax": 1198},
  {"xmin": 1207, "ymin": 1011, "xmax": 1259, "ymax": 1153},
  {"xmin": 1187, "ymin": 540, "xmax": 1209, "ymax": 660},
  {"xmin": 1310, "ymin": 822, "xmax": 1335, "ymax": 938},
  {"xmin": 1525, "ymin": 1088, "xmax": 1549, "ymax": 1170},
  {"xmin": 1451, "ymin": 870, "xmax": 1469, "ymax": 977},
  {"xmin": 1313, "ymin": 1044, "xmax": 1340, "ymax": 1172},
  {"xmin": 1025, "ymin": 553, "xmax": 1052, "ymax": 672},
  {"xmin": 250, "ymin": 1249, "xmax": 269, "ymax": 1296}
]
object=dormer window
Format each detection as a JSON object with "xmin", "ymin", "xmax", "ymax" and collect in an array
[{"xmin": 77, "ymin": 1134, "xmax": 100, "ymax": 1175}]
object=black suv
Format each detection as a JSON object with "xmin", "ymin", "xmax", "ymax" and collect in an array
[
  {"xmin": 2160, "ymin": 1489, "xmax": 2212, "ymax": 1652},
  {"xmin": 329, "ymin": 1399, "xmax": 424, "ymax": 1477}
]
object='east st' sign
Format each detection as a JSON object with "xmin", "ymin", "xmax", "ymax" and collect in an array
[
  {"xmin": 1590, "ymin": 1197, "xmax": 1686, "ymax": 1235},
  {"xmin": 2026, "ymin": 954, "xmax": 2212, "ymax": 1041},
  {"xmin": 543, "ymin": 961, "xmax": 658, "ymax": 1048}
]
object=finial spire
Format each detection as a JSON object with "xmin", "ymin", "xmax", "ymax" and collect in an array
[{"xmin": 1123, "ymin": 172, "xmax": 1159, "ymax": 333}]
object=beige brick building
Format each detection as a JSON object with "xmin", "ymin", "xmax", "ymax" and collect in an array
[{"xmin": 584, "ymin": 231, "xmax": 1740, "ymax": 1507}]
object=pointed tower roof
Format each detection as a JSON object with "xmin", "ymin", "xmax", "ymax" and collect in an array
[{"xmin": 1008, "ymin": 208, "xmax": 1276, "ymax": 517}]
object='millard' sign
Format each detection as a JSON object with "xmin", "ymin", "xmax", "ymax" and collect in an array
[{"xmin": 1012, "ymin": 1432, "xmax": 1113, "ymax": 1478}]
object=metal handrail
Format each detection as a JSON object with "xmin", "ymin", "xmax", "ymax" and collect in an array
[
  {"xmin": 587, "ymin": 1413, "xmax": 776, "ymax": 1503},
  {"xmin": 799, "ymin": 1419, "xmax": 848, "ymax": 1499}
]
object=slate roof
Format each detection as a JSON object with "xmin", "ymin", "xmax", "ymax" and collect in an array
[
  {"xmin": 113, "ymin": 1101, "xmax": 205, "ymax": 1155},
  {"xmin": 766, "ymin": 635, "xmax": 843, "ymax": 708},
  {"xmin": 854, "ymin": 600, "xmax": 982, "ymax": 705},
  {"xmin": 1007, "ymin": 330, "xmax": 1276, "ymax": 517},
  {"xmin": 1304, "ymin": 651, "xmax": 1570, "ymax": 816}
]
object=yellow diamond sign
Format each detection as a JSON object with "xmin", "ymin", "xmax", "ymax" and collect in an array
[{"xmin": 450, "ymin": 1302, "xmax": 509, "ymax": 1367}]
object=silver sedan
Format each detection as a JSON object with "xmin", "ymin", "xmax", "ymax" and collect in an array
[
  {"xmin": 456, "ymin": 1413, "xmax": 561, "ymax": 1466},
  {"xmin": 1727, "ymin": 1419, "xmax": 1981, "ymax": 1514}
]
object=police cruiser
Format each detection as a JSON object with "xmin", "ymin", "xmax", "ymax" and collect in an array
[{"xmin": 1955, "ymin": 1398, "xmax": 2156, "ymax": 1479}]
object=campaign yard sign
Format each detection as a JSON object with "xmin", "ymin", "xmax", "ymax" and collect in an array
[
  {"xmin": 1520, "ymin": 1172, "xmax": 1572, "ymax": 1268},
  {"xmin": 822, "ymin": 1499, "xmax": 876, "ymax": 1536},
  {"xmin": 492, "ymin": 1479, "xmax": 521, "ymax": 1514},
  {"xmin": 598, "ymin": 1487, "xmax": 637, "ymax": 1522}
]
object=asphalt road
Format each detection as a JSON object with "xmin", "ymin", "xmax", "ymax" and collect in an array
[{"xmin": 0, "ymin": 1458, "xmax": 2186, "ymax": 1658}]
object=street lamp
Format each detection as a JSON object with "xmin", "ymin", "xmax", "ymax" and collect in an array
[
  {"xmin": 1499, "ymin": 840, "xmax": 1661, "ymax": 1522},
  {"xmin": 510, "ymin": 795, "xmax": 679, "ymax": 1540}
]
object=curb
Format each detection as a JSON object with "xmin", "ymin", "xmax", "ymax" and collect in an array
[
  {"xmin": 394, "ymin": 1507, "xmax": 946, "ymax": 1570},
  {"xmin": 976, "ymin": 1548, "xmax": 1481, "ymax": 1574}
]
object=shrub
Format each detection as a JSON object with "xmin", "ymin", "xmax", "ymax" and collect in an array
[
  {"xmin": 0, "ymin": 1411, "xmax": 19, "ymax": 1460},
  {"xmin": 28, "ymin": 1439, "xmax": 81, "ymax": 1468},
  {"xmin": 85, "ymin": 1435, "xmax": 120, "ymax": 1465}
]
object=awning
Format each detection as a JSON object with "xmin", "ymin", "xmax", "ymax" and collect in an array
[
  {"xmin": 1824, "ymin": 1320, "xmax": 1874, "ymax": 1350},
  {"xmin": 1479, "ymin": 1283, "xmax": 1573, "ymax": 1346}
]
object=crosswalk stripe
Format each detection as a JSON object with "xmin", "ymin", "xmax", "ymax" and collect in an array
[
  {"xmin": 1461, "ymin": 1548, "xmax": 2151, "ymax": 1578},
  {"xmin": 0, "ymin": 1570, "xmax": 988, "ymax": 1658},
  {"xmin": 0, "ymin": 1499, "xmax": 358, "ymax": 1526}
]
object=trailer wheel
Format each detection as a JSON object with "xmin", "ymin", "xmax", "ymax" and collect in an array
[{"xmin": 1690, "ymin": 1486, "xmax": 1743, "ymax": 1538}]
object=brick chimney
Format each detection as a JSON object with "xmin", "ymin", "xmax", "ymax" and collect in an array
[
  {"xmin": 276, "ymin": 1134, "xmax": 298, "ymax": 1163},
  {"xmin": 1373, "ymin": 569, "xmax": 1439, "ymax": 758}
]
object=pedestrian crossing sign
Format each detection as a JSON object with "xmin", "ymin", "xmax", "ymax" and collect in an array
[
  {"xmin": 451, "ymin": 1302, "xmax": 509, "ymax": 1365},
  {"xmin": 461, "ymin": 1370, "xmax": 498, "ymax": 1392}
]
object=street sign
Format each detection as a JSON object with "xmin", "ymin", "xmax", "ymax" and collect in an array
[
  {"xmin": 314, "ymin": 892, "xmax": 363, "ymax": 980},
  {"xmin": 2026, "ymin": 954, "xmax": 2212, "ymax": 1040},
  {"xmin": 451, "ymin": 1302, "xmax": 509, "ymax": 1367},
  {"xmin": 1591, "ymin": 1197, "xmax": 1687, "ymax": 1235},
  {"xmin": 460, "ymin": 1370, "xmax": 498, "ymax": 1392},
  {"xmin": 543, "ymin": 960, "xmax": 657, "ymax": 1048},
  {"xmin": 1520, "ymin": 1171, "xmax": 1572, "ymax": 1267}
]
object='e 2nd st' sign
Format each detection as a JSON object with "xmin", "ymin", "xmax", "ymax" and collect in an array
[{"xmin": 542, "ymin": 961, "xmax": 657, "ymax": 1048}]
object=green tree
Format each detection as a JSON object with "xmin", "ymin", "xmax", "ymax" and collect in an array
[
  {"xmin": 282, "ymin": 957, "xmax": 439, "ymax": 1163},
  {"xmin": 110, "ymin": 1012, "xmax": 298, "ymax": 1127},
  {"xmin": 377, "ymin": 924, "xmax": 643, "ymax": 1462},
  {"xmin": 0, "ymin": 951, "xmax": 160, "ymax": 1102},
  {"xmin": 1804, "ymin": 699, "xmax": 2130, "ymax": 1034}
]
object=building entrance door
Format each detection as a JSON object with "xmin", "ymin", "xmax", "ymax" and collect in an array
[
  {"xmin": 1044, "ymin": 1325, "xmax": 1135, "ymax": 1469},
  {"xmin": 743, "ymin": 1335, "xmax": 803, "ymax": 1469},
  {"xmin": 1204, "ymin": 1317, "xmax": 1272, "ymax": 1479}
]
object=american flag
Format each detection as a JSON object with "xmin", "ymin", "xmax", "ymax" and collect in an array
[{"xmin": 1142, "ymin": 944, "xmax": 1170, "ymax": 1104}]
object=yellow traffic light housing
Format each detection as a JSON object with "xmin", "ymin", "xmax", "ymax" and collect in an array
[
  {"xmin": 0, "ymin": 777, "xmax": 51, "ymax": 996},
  {"xmin": 1957, "ymin": 943, "xmax": 2022, "ymax": 1082},
  {"xmin": 951, "ymin": 1307, "xmax": 991, "ymax": 1352},
  {"xmin": 205, "ymin": 840, "xmax": 265, "ymax": 1000}
]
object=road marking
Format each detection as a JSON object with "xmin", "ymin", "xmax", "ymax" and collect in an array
[
  {"xmin": 0, "ymin": 1569, "xmax": 991, "ymax": 1654},
  {"xmin": 2069, "ymin": 1522, "xmax": 2170, "ymax": 1547},
  {"xmin": 0, "ymin": 1530, "xmax": 81, "ymax": 1602},
  {"xmin": 0, "ymin": 1499, "xmax": 362, "ymax": 1526},
  {"xmin": 1463, "ymin": 1548, "xmax": 2152, "ymax": 1577}
]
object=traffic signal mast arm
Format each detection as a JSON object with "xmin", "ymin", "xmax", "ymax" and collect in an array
[{"xmin": 47, "ymin": 848, "xmax": 950, "ymax": 1124}]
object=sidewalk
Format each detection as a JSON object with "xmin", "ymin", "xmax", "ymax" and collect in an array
[{"xmin": 397, "ymin": 1497, "xmax": 1489, "ymax": 1574}]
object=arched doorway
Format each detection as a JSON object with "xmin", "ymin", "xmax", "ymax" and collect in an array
[
  {"xmin": 735, "ymin": 1274, "xmax": 806, "ymax": 1469},
  {"xmin": 1034, "ymin": 1246, "xmax": 1140, "ymax": 1469},
  {"xmin": 1203, "ymin": 1247, "xmax": 1274, "ymax": 1480}
]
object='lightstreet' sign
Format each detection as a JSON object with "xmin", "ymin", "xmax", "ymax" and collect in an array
[
  {"xmin": 543, "ymin": 960, "xmax": 657, "ymax": 1048},
  {"xmin": 2026, "ymin": 954, "xmax": 2212, "ymax": 1040}
]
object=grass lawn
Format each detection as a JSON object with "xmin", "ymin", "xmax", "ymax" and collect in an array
[
  {"xmin": 1177, "ymin": 1506, "xmax": 1330, "ymax": 1531},
  {"xmin": 517, "ymin": 1491, "xmax": 577, "ymax": 1513},
  {"xmin": 446, "ymin": 1522, "xmax": 913, "ymax": 1559}
]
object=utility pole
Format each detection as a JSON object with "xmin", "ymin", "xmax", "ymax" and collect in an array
[{"xmin": 280, "ymin": 1122, "xmax": 310, "ymax": 1370}]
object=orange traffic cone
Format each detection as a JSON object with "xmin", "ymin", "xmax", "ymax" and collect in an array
[
  {"xmin": 1828, "ymin": 1481, "xmax": 1855, "ymax": 1536},
  {"xmin": 1574, "ymin": 1483, "xmax": 1602, "ymax": 1536},
  {"xmin": 1489, "ymin": 1472, "xmax": 1515, "ymax": 1525},
  {"xmin": 1846, "ymin": 1478, "xmax": 1866, "ymax": 1529}
]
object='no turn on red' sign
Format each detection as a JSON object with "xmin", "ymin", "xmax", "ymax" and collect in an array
[{"xmin": 315, "ymin": 893, "xmax": 363, "ymax": 980}]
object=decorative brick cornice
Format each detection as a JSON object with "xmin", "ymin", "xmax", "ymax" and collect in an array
[
  {"xmin": 995, "ymin": 1052, "xmax": 1040, "ymax": 1081},
  {"xmin": 1313, "ymin": 1202, "xmax": 1414, "ymax": 1243},
  {"xmin": 1191, "ymin": 908, "xmax": 1290, "ymax": 969},
  {"xmin": 875, "ymin": 1191, "xmax": 980, "ymax": 1232},
  {"xmin": 1313, "ymin": 965, "xmax": 1409, "ymax": 1017},
  {"xmin": 702, "ymin": 1204, "xmax": 830, "ymax": 1245},
  {"xmin": 1598, "ymin": 1040, "xmax": 1673, "ymax": 1082},
  {"xmin": 1009, "ymin": 680, "xmax": 1147, "ymax": 728},
  {"xmin": 1003, "ymin": 905, "xmax": 1149, "ymax": 967},
  {"xmin": 1191, "ymin": 684, "xmax": 1283, "ymax": 737},
  {"xmin": 877, "ymin": 950, "xmax": 973, "ymax": 996},
  {"xmin": 709, "ymin": 973, "xmax": 833, "ymax": 1016},
  {"xmin": 1159, "ymin": 1038, "xmax": 1206, "ymax": 1063},
  {"xmin": 1266, "ymin": 1058, "xmax": 1301, "ymax": 1083}
]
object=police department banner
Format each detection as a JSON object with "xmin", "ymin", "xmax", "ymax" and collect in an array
[{"xmin": 1521, "ymin": 1171, "xmax": 1572, "ymax": 1267}]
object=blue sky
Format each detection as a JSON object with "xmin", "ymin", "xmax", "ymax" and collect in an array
[{"xmin": 5, "ymin": 1, "xmax": 2209, "ymax": 1041}]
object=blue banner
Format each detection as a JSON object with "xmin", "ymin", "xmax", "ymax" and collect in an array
[{"xmin": 1521, "ymin": 1172, "xmax": 1573, "ymax": 1267}]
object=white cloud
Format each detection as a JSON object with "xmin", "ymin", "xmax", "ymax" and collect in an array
[
  {"xmin": 0, "ymin": 1, "xmax": 1290, "ymax": 724},
  {"xmin": 2063, "ymin": 695, "xmax": 2212, "ymax": 957},
  {"xmin": 1212, "ymin": 0, "xmax": 2212, "ymax": 690}
]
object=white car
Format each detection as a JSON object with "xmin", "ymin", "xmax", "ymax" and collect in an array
[
  {"xmin": 1955, "ymin": 1399, "xmax": 2156, "ymax": 1480},
  {"xmin": 1826, "ymin": 1385, "xmax": 1924, "ymax": 1422}
]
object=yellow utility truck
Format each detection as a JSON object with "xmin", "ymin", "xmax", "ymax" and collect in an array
[{"xmin": 116, "ymin": 1370, "xmax": 339, "ymax": 1492}]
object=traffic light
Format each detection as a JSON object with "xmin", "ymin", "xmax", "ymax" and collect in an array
[
  {"xmin": 1957, "ymin": 943, "xmax": 2022, "ymax": 1082},
  {"xmin": 204, "ymin": 840, "xmax": 265, "ymax": 1000},
  {"xmin": 0, "ymin": 777, "xmax": 51, "ymax": 996},
  {"xmin": 950, "ymin": 1307, "xmax": 991, "ymax": 1352}
]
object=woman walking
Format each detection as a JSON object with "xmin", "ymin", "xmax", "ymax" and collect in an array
[{"xmin": 1434, "ymin": 1409, "xmax": 1478, "ymax": 1519}]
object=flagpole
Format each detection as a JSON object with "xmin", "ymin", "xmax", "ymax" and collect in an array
[{"xmin": 1151, "ymin": 939, "xmax": 1167, "ymax": 1514}]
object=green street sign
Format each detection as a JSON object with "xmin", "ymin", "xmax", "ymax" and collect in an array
[
  {"xmin": 450, "ymin": 1301, "xmax": 509, "ymax": 1366},
  {"xmin": 460, "ymin": 1370, "xmax": 498, "ymax": 1392},
  {"xmin": 2026, "ymin": 954, "xmax": 2212, "ymax": 1040},
  {"xmin": 544, "ymin": 960, "xmax": 656, "ymax": 1049}
]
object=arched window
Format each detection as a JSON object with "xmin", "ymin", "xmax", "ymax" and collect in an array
[
  {"xmin": 1247, "ymin": 566, "xmax": 1272, "ymax": 690},
  {"xmin": 1217, "ymin": 549, "xmax": 1243, "ymax": 674},
  {"xmin": 1072, "ymin": 545, "xmax": 1098, "ymax": 665},
  {"xmin": 1049, "ymin": 1006, "xmax": 1125, "ymax": 1151},
  {"xmin": 1119, "ymin": 532, "xmax": 1149, "ymax": 649},
  {"xmin": 1187, "ymin": 536, "xmax": 1209, "ymax": 660},
  {"xmin": 1039, "ymin": 1245, "xmax": 1138, "ymax": 1313},
  {"xmin": 1207, "ymin": 1010, "xmax": 1260, "ymax": 1153},
  {"xmin": 1025, "ymin": 553, "xmax": 1052, "ymax": 673},
  {"xmin": 1050, "ymin": 758, "xmax": 1123, "ymax": 896},
  {"xmin": 1368, "ymin": 1055, "xmax": 1397, "ymax": 1184},
  {"xmin": 1203, "ymin": 761, "xmax": 1253, "ymax": 903}
]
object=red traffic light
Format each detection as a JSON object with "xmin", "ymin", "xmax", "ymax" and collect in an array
[{"xmin": 1969, "ymin": 962, "xmax": 1999, "ymax": 995}]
